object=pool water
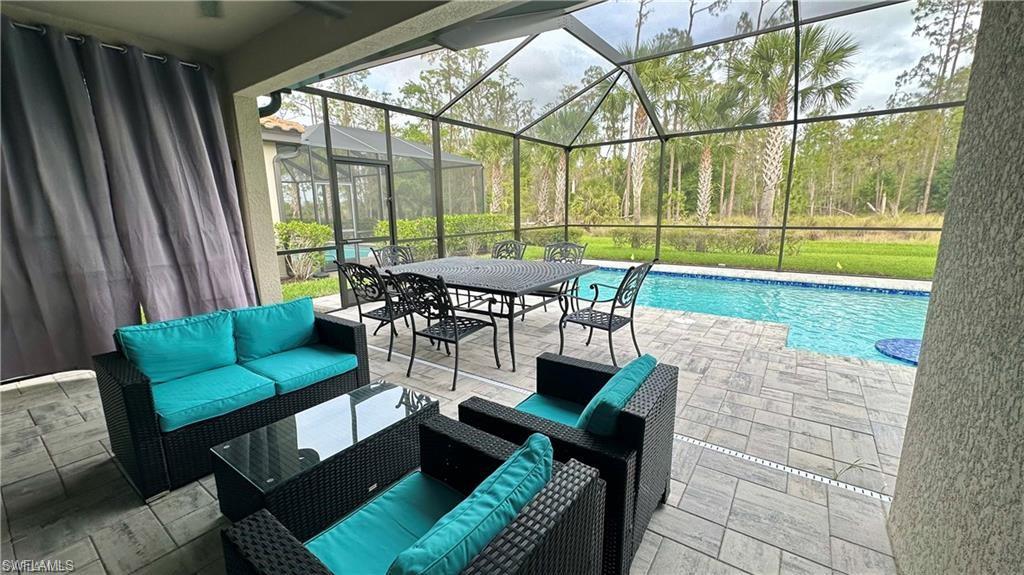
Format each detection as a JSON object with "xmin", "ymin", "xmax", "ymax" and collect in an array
[{"xmin": 578, "ymin": 269, "xmax": 930, "ymax": 364}]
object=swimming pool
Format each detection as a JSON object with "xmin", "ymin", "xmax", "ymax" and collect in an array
[{"xmin": 578, "ymin": 269, "xmax": 930, "ymax": 364}]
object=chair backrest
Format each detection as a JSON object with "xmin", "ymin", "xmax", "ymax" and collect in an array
[
  {"xmin": 491, "ymin": 240, "xmax": 526, "ymax": 260},
  {"xmin": 614, "ymin": 260, "xmax": 655, "ymax": 310},
  {"xmin": 372, "ymin": 245, "xmax": 415, "ymax": 267},
  {"xmin": 543, "ymin": 241, "xmax": 586, "ymax": 264},
  {"xmin": 389, "ymin": 272, "xmax": 454, "ymax": 322},
  {"xmin": 338, "ymin": 262, "xmax": 388, "ymax": 305}
]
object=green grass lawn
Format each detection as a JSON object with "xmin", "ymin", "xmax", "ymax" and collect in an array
[
  {"xmin": 282, "ymin": 276, "xmax": 337, "ymax": 301},
  {"xmin": 282, "ymin": 235, "xmax": 937, "ymax": 301}
]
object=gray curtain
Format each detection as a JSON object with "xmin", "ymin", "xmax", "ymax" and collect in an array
[
  {"xmin": 1, "ymin": 20, "xmax": 138, "ymax": 378},
  {"xmin": 80, "ymin": 38, "xmax": 256, "ymax": 320},
  {"xmin": 1, "ymin": 19, "xmax": 256, "ymax": 379}
]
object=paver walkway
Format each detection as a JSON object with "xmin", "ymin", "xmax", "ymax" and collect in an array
[{"xmin": 0, "ymin": 300, "xmax": 915, "ymax": 574}]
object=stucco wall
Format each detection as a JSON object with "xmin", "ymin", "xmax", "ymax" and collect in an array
[{"xmin": 886, "ymin": 2, "xmax": 1023, "ymax": 573}]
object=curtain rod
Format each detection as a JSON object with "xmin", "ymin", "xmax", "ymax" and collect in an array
[{"xmin": 10, "ymin": 21, "xmax": 202, "ymax": 70}]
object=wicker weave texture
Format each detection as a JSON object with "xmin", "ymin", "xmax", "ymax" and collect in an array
[
  {"xmin": 222, "ymin": 416, "xmax": 606, "ymax": 575},
  {"xmin": 94, "ymin": 314, "xmax": 369, "ymax": 498},
  {"xmin": 458, "ymin": 353, "xmax": 678, "ymax": 575}
]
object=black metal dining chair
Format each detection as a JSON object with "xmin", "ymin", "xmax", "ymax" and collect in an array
[
  {"xmin": 338, "ymin": 262, "xmax": 415, "ymax": 361},
  {"xmin": 491, "ymin": 239, "xmax": 527, "ymax": 319},
  {"xmin": 491, "ymin": 239, "xmax": 526, "ymax": 260},
  {"xmin": 530, "ymin": 241, "xmax": 587, "ymax": 313},
  {"xmin": 388, "ymin": 271, "xmax": 501, "ymax": 391},
  {"xmin": 558, "ymin": 260, "xmax": 655, "ymax": 367},
  {"xmin": 371, "ymin": 245, "xmax": 415, "ymax": 267}
]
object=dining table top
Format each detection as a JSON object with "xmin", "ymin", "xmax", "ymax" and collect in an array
[{"xmin": 382, "ymin": 256, "xmax": 597, "ymax": 297}]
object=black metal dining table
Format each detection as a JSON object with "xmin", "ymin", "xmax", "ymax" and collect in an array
[{"xmin": 383, "ymin": 257, "xmax": 597, "ymax": 371}]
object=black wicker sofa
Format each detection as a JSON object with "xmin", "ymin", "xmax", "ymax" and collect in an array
[
  {"xmin": 459, "ymin": 353, "xmax": 678, "ymax": 574},
  {"xmin": 222, "ymin": 416, "xmax": 607, "ymax": 575},
  {"xmin": 94, "ymin": 300, "xmax": 370, "ymax": 499}
]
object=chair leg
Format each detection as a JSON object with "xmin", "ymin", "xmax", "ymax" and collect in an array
[
  {"xmin": 630, "ymin": 320, "xmax": 641, "ymax": 357},
  {"xmin": 491, "ymin": 324, "xmax": 501, "ymax": 369},
  {"xmin": 402, "ymin": 315, "xmax": 409, "ymax": 328},
  {"xmin": 585, "ymin": 327, "xmax": 594, "ymax": 346},
  {"xmin": 558, "ymin": 318, "xmax": 566, "ymax": 354},
  {"xmin": 406, "ymin": 334, "xmax": 417, "ymax": 377},
  {"xmin": 444, "ymin": 341, "xmax": 451, "ymax": 356},
  {"xmin": 373, "ymin": 321, "xmax": 387, "ymax": 336},
  {"xmin": 519, "ymin": 296, "xmax": 526, "ymax": 322},
  {"xmin": 451, "ymin": 341, "xmax": 460, "ymax": 391},
  {"xmin": 387, "ymin": 324, "xmax": 395, "ymax": 362},
  {"xmin": 608, "ymin": 329, "xmax": 617, "ymax": 367}
]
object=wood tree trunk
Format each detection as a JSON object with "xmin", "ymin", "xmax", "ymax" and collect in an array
[
  {"xmin": 489, "ymin": 162, "xmax": 504, "ymax": 213},
  {"xmin": 755, "ymin": 102, "xmax": 788, "ymax": 253},
  {"xmin": 719, "ymin": 155, "xmax": 727, "ymax": 216},
  {"xmin": 696, "ymin": 144, "xmax": 713, "ymax": 225}
]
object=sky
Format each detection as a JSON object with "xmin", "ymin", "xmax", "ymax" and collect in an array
[{"xmin": 316, "ymin": 0, "xmax": 978, "ymax": 126}]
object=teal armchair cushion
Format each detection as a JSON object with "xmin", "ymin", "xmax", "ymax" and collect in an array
[
  {"xmin": 232, "ymin": 298, "xmax": 317, "ymax": 362},
  {"xmin": 577, "ymin": 354, "xmax": 657, "ymax": 436},
  {"xmin": 151, "ymin": 364, "xmax": 275, "ymax": 432},
  {"xmin": 305, "ymin": 472, "xmax": 464, "ymax": 575},
  {"xmin": 116, "ymin": 311, "xmax": 235, "ymax": 383},
  {"xmin": 388, "ymin": 434, "xmax": 553, "ymax": 575},
  {"xmin": 515, "ymin": 394, "xmax": 586, "ymax": 428},
  {"xmin": 243, "ymin": 344, "xmax": 358, "ymax": 395}
]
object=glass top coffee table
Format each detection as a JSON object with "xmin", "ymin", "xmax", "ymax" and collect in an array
[{"xmin": 211, "ymin": 381, "xmax": 439, "ymax": 530}]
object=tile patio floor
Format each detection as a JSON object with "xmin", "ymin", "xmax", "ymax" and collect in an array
[{"xmin": 0, "ymin": 300, "xmax": 915, "ymax": 574}]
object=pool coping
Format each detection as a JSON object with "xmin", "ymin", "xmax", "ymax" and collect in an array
[{"xmin": 584, "ymin": 259, "xmax": 932, "ymax": 296}]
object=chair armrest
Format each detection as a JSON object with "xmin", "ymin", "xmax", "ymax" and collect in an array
[
  {"xmin": 459, "ymin": 397, "xmax": 636, "ymax": 573},
  {"xmin": 222, "ymin": 509, "xmax": 332, "ymax": 575},
  {"xmin": 314, "ymin": 314, "xmax": 369, "ymax": 387},
  {"xmin": 536, "ymin": 353, "xmax": 617, "ymax": 404},
  {"xmin": 619, "ymin": 363, "xmax": 679, "ymax": 547},
  {"xmin": 458, "ymin": 398, "xmax": 634, "ymax": 480},
  {"xmin": 92, "ymin": 352, "xmax": 168, "ymax": 498},
  {"xmin": 463, "ymin": 459, "xmax": 606, "ymax": 575},
  {"xmin": 419, "ymin": 416, "xmax": 519, "ymax": 496}
]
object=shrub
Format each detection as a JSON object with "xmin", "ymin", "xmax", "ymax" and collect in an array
[
  {"xmin": 275, "ymin": 220, "xmax": 333, "ymax": 280},
  {"xmin": 520, "ymin": 227, "xmax": 585, "ymax": 247},
  {"xmin": 611, "ymin": 228, "xmax": 655, "ymax": 249}
]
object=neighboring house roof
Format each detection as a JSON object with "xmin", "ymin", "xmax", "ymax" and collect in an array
[
  {"xmin": 261, "ymin": 116, "xmax": 304, "ymax": 133},
  {"xmin": 262, "ymin": 116, "xmax": 480, "ymax": 170}
]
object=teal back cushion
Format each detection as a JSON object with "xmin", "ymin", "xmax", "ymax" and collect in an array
[
  {"xmin": 115, "ymin": 311, "xmax": 235, "ymax": 383},
  {"xmin": 577, "ymin": 354, "xmax": 657, "ymax": 436},
  {"xmin": 232, "ymin": 298, "xmax": 317, "ymax": 362},
  {"xmin": 387, "ymin": 433, "xmax": 553, "ymax": 575}
]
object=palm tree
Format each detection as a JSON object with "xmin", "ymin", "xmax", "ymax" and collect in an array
[
  {"xmin": 731, "ymin": 25, "xmax": 858, "ymax": 252},
  {"xmin": 471, "ymin": 132, "xmax": 512, "ymax": 213},
  {"xmin": 682, "ymin": 85, "xmax": 759, "ymax": 226}
]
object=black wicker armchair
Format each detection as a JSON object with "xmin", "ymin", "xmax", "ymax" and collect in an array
[
  {"xmin": 222, "ymin": 416, "xmax": 606, "ymax": 575},
  {"xmin": 94, "ymin": 314, "xmax": 370, "ymax": 500},
  {"xmin": 458, "ymin": 353, "xmax": 678, "ymax": 575}
]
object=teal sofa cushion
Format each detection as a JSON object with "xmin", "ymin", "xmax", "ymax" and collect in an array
[
  {"xmin": 305, "ymin": 471, "xmax": 464, "ymax": 575},
  {"xmin": 243, "ymin": 344, "xmax": 358, "ymax": 395},
  {"xmin": 577, "ymin": 354, "xmax": 657, "ymax": 436},
  {"xmin": 388, "ymin": 434, "xmax": 553, "ymax": 575},
  {"xmin": 515, "ymin": 394, "xmax": 586, "ymax": 428},
  {"xmin": 116, "ymin": 311, "xmax": 235, "ymax": 383},
  {"xmin": 151, "ymin": 364, "xmax": 275, "ymax": 432},
  {"xmin": 232, "ymin": 298, "xmax": 317, "ymax": 362}
]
